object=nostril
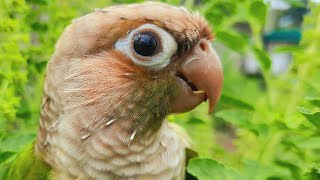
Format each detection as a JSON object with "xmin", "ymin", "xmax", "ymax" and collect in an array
[{"xmin": 199, "ymin": 40, "xmax": 209, "ymax": 52}]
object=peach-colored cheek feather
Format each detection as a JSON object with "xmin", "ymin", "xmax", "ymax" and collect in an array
[
  {"xmin": 34, "ymin": 2, "xmax": 222, "ymax": 180},
  {"xmin": 62, "ymin": 50, "xmax": 178, "ymax": 136}
]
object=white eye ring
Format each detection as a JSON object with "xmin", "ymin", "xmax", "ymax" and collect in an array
[{"xmin": 115, "ymin": 24, "xmax": 177, "ymax": 70}]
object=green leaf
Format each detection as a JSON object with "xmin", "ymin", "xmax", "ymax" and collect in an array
[
  {"xmin": 275, "ymin": 160, "xmax": 302, "ymax": 179},
  {"xmin": 216, "ymin": 31, "xmax": 247, "ymax": 51},
  {"xmin": 241, "ymin": 160, "xmax": 287, "ymax": 179},
  {"xmin": 305, "ymin": 96, "xmax": 320, "ymax": 108},
  {"xmin": 219, "ymin": 94, "xmax": 255, "ymax": 111},
  {"xmin": 215, "ymin": 110, "xmax": 250, "ymax": 127},
  {"xmin": 295, "ymin": 137, "xmax": 320, "ymax": 149},
  {"xmin": 0, "ymin": 164, "xmax": 9, "ymax": 180},
  {"xmin": 215, "ymin": 110, "xmax": 263, "ymax": 135},
  {"xmin": 273, "ymin": 45, "xmax": 302, "ymax": 53},
  {"xmin": 26, "ymin": 0, "xmax": 48, "ymax": 5},
  {"xmin": 305, "ymin": 164, "xmax": 320, "ymax": 180},
  {"xmin": 187, "ymin": 158, "xmax": 239, "ymax": 180},
  {"xmin": 252, "ymin": 47, "xmax": 271, "ymax": 71},
  {"xmin": 297, "ymin": 107, "xmax": 320, "ymax": 128},
  {"xmin": 0, "ymin": 151, "xmax": 15, "ymax": 163},
  {"xmin": 249, "ymin": 1, "xmax": 267, "ymax": 24},
  {"xmin": 0, "ymin": 133, "xmax": 35, "ymax": 152},
  {"xmin": 187, "ymin": 117, "xmax": 205, "ymax": 124}
]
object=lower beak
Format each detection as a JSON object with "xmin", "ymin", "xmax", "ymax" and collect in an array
[{"xmin": 172, "ymin": 39, "xmax": 223, "ymax": 114}]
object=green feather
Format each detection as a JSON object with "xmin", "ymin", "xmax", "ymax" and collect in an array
[{"xmin": 1, "ymin": 142, "xmax": 52, "ymax": 180}]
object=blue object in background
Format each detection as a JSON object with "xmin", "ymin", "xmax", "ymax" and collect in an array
[{"xmin": 263, "ymin": 29, "xmax": 302, "ymax": 44}]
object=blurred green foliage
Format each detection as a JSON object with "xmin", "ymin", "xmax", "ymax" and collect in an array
[{"xmin": 0, "ymin": 0, "xmax": 320, "ymax": 179}]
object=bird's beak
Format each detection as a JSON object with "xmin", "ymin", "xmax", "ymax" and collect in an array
[{"xmin": 172, "ymin": 39, "xmax": 223, "ymax": 114}]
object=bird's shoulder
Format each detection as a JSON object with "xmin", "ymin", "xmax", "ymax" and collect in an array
[{"xmin": 2, "ymin": 142, "xmax": 52, "ymax": 180}]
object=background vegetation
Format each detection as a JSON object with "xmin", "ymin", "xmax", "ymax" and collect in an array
[{"xmin": 0, "ymin": 0, "xmax": 320, "ymax": 179}]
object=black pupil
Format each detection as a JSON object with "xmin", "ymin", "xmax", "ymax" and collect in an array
[{"xmin": 133, "ymin": 33, "xmax": 157, "ymax": 56}]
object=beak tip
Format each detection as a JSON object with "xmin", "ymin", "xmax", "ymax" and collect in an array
[
  {"xmin": 207, "ymin": 95, "xmax": 220, "ymax": 114},
  {"xmin": 207, "ymin": 102, "xmax": 214, "ymax": 114}
]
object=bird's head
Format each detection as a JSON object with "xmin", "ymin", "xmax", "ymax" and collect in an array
[{"xmin": 45, "ymin": 2, "xmax": 222, "ymax": 138}]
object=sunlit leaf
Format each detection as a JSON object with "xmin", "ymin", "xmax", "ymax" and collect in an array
[
  {"xmin": 215, "ymin": 109, "xmax": 261, "ymax": 135},
  {"xmin": 187, "ymin": 158, "xmax": 239, "ymax": 180},
  {"xmin": 252, "ymin": 47, "xmax": 271, "ymax": 71},
  {"xmin": 215, "ymin": 110, "xmax": 250, "ymax": 127},
  {"xmin": 0, "ymin": 134, "xmax": 35, "ymax": 152},
  {"xmin": 297, "ymin": 107, "xmax": 320, "ymax": 128},
  {"xmin": 219, "ymin": 94, "xmax": 255, "ymax": 111},
  {"xmin": 249, "ymin": 1, "xmax": 267, "ymax": 25},
  {"xmin": 241, "ymin": 160, "xmax": 290, "ymax": 179},
  {"xmin": 305, "ymin": 96, "xmax": 320, "ymax": 108},
  {"xmin": 295, "ymin": 137, "xmax": 320, "ymax": 149},
  {"xmin": 216, "ymin": 31, "xmax": 247, "ymax": 51},
  {"xmin": 273, "ymin": 45, "xmax": 302, "ymax": 53}
]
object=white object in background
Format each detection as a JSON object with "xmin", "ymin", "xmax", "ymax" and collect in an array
[
  {"xmin": 243, "ymin": 52, "xmax": 260, "ymax": 75},
  {"xmin": 264, "ymin": 0, "xmax": 290, "ymax": 10},
  {"xmin": 270, "ymin": 52, "xmax": 291, "ymax": 75},
  {"xmin": 242, "ymin": 44, "xmax": 292, "ymax": 76}
]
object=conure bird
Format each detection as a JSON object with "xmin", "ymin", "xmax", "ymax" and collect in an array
[{"xmin": 2, "ymin": 2, "xmax": 223, "ymax": 179}]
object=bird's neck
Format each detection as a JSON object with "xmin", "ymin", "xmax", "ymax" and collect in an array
[{"xmin": 110, "ymin": 75, "xmax": 178, "ymax": 141}]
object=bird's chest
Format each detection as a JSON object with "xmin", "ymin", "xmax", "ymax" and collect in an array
[{"xmin": 50, "ymin": 123, "xmax": 186, "ymax": 180}]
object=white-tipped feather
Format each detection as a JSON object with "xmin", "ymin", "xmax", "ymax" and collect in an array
[
  {"xmin": 130, "ymin": 130, "xmax": 137, "ymax": 141},
  {"xmin": 106, "ymin": 119, "xmax": 116, "ymax": 126},
  {"xmin": 81, "ymin": 133, "xmax": 91, "ymax": 140},
  {"xmin": 192, "ymin": 90, "xmax": 205, "ymax": 94}
]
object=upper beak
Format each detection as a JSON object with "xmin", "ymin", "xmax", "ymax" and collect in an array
[{"xmin": 172, "ymin": 39, "xmax": 223, "ymax": 114}]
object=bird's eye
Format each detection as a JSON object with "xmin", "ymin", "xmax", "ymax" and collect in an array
[
  {"xmin": 133, "ymin": 33, "xmax": 158, "ymax": 56},
  {"xmin": 115, "ymin": 24, "xmax": 177, "ymax": 70}
]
